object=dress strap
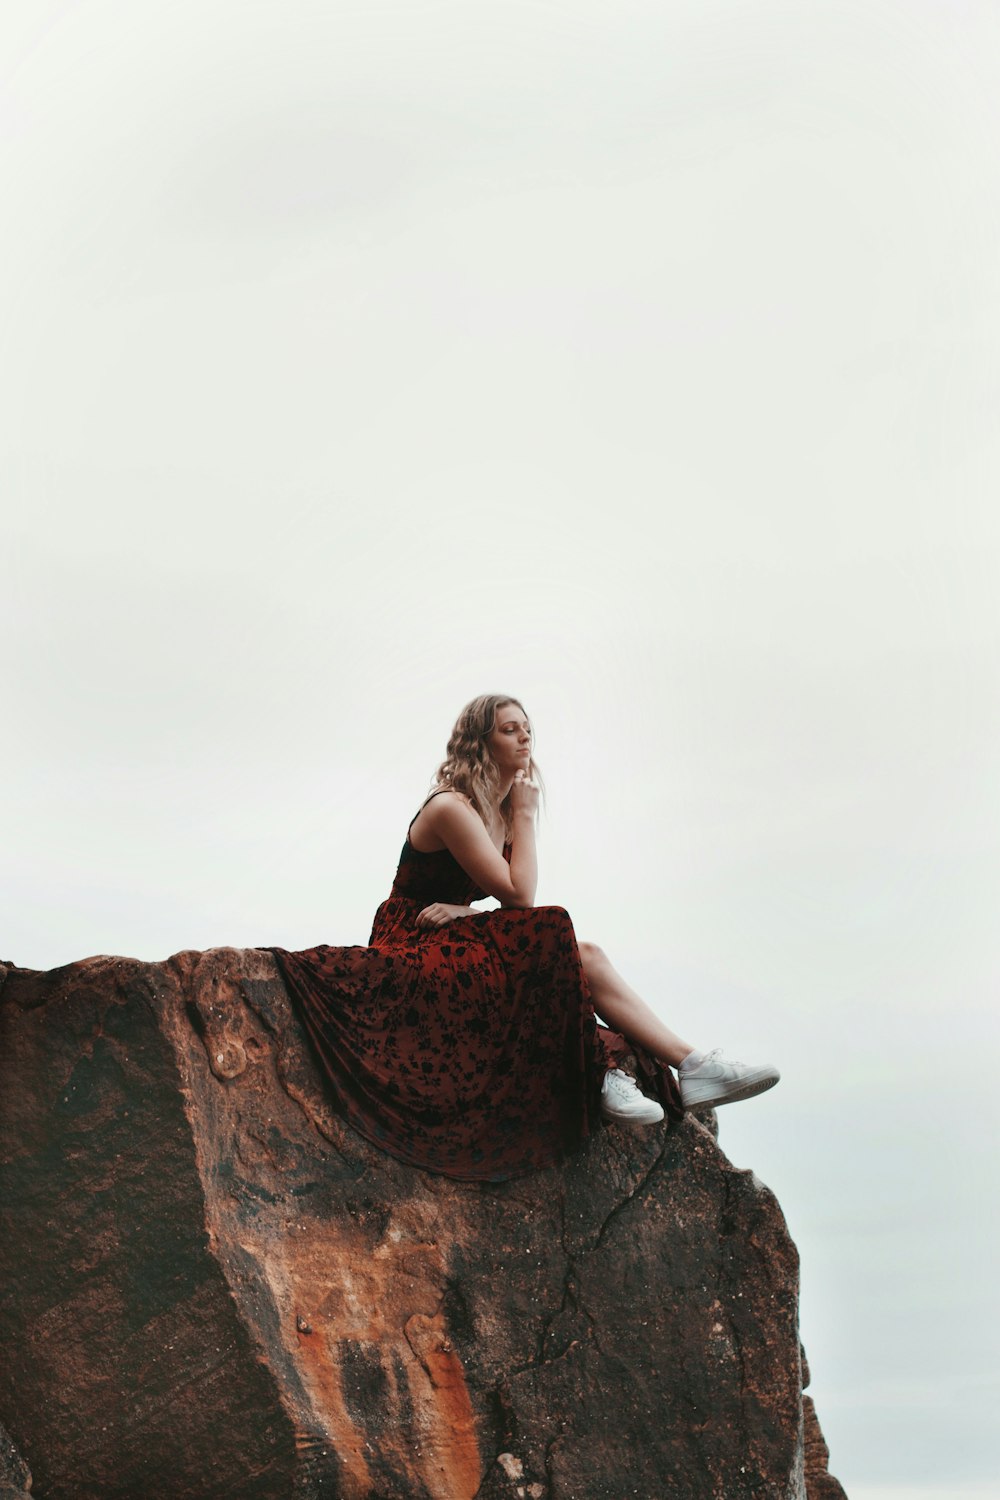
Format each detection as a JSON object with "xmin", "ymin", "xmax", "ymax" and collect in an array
[{"xmin": 407, "ymin": 787, "xmax": 457, "ymax": 841}]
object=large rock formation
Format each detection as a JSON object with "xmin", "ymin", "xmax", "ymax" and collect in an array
[{"xmin": 0, "ymin": 949, "xmax": 846, "ymax": 1500}]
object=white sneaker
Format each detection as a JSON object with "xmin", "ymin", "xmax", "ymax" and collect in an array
[
  {"xmin": 600, "ymin": 1068, "xmax": 665, "ymax": 1125},
  {"xmin": 678, "ymin": 1048, "xmax": 780, "ymax": 1109}
]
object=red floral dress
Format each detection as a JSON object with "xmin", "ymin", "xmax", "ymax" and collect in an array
[{"xmin": 266, "ymin": 828, "xmax": 682, "ymax": 1180}]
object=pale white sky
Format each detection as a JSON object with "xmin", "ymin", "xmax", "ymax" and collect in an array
[{"xmin": 3, "ymin": 2, "xmax": 999, "ymax": 1494}]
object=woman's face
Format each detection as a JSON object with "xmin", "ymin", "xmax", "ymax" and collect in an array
[{"xmin": 486, "ymin": 702, "xmax": 532, "ymax": 776}]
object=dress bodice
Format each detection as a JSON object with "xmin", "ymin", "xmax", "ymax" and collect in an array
[{"xmin": 388, "ymin": 837, "xmax": 511, "ymax": 907}]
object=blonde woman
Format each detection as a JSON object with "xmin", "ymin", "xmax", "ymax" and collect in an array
[{"xmin": 266, "ymin": 695, "xmax": 778, "ymax": 1181}]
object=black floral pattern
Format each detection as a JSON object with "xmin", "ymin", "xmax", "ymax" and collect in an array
[{"xmin": 265, "ymin": 833, "xmax": 682, "ymax": 1181}]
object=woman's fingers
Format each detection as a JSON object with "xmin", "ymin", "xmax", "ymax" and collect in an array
[
  {"xmin": 417, "ymin": 903, "xmax": 452, "ymax": 928},
  {"xmin": 510, "ymin": 772, "xmax": 540, "ymax": 813},
  {"xmin": 417, "ymin": 903, "xmax": 477, "ymax": 928}
]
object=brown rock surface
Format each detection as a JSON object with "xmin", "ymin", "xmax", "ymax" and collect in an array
[
  {"xmin": 0, "ymin": 948, "xmax": 846, "ymax": 1499},
  {"xmin": 0, "ymin": 1419, "xmax": 32, "ymax": 1500}
]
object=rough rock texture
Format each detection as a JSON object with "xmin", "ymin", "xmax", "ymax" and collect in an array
[
  {"xmin": 0, "ymin": 948, "xmax": 846, "ymax": 1500},
  {"xmin": 0, "ymin": 1420, "xmax": 32, "ymax": 1500}
]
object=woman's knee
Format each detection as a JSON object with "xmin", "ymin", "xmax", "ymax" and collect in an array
[
  {"xmin": 578, "ymin": 940, "xmax": 607, "ymax": 969},
  {"xmin": 533, "ymin": 904, "xmax": 574, "ymax": 930}
]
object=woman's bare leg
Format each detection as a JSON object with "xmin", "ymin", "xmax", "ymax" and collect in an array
[{"xmin": 579, "ymin": 941, "xmax": 694, "ymax": 1068}]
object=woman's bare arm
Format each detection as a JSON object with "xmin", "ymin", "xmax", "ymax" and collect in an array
[{"xmin": 422, "ymin": 791, "xmax": 538, "ymax": 907}]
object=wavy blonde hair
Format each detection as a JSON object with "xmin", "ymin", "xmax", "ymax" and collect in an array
[{"xmin": 427, "ymin": 694, "xmax": 544, "ymax": 840}]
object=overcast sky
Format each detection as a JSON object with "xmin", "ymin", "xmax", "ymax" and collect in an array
[{"xmin": 3, "ymin": 2, "xmax": 999, "ymax": 1495}]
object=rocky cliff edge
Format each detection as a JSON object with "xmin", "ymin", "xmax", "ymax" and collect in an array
[{"xmin": 0, "ymin": 948, "xmax": 846, "ymax": 1500}]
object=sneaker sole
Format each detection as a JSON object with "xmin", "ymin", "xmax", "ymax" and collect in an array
[
  {"xmin": 681, "ymin": 1071, "xmax": 780, "ymax": 1110},
  {"xmin": 600, "ymin": 1106, "xmax": 665, "ymax": 1126}
]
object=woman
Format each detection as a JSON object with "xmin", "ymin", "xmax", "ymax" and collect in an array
[{"xmin": 266, "ymin": 695, "xmax": 778, "ymax": 1181}]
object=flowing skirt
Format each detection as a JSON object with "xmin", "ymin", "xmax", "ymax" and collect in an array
[{"xmin": 266, "ymin": 898, "xmax": 682, "ymax": 1181}]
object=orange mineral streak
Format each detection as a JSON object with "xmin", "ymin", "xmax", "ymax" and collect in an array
[
  {"xmin": 292, "ymin": 1327, "xmax": 374, "ymax": 1500},
  {"xmin": 280, "ymin": 1225, "xmax": 484, "ymax": 1500},
  {"xmin": 404, "ymin": 1308, "xmax": 482, "ymax": 1500}
]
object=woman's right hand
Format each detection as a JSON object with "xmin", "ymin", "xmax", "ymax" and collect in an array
[{"xmin": 509, "ymin": 770, "xmax": 540, "ymax": 819}]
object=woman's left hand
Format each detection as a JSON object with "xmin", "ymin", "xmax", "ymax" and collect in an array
[{"xmin": 415, "ymin": 902, "xmax": 473, "ymax": 929}]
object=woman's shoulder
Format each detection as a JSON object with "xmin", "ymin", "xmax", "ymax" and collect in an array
[
  {"xmin": 418, "ymin": 789, "xmax": 478, "ymax": 825},
  {"xmin": 408, "ymin": 788, "xmax": 477, "ymax": 851}
]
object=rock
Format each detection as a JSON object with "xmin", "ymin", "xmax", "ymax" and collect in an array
[
  {"xmin": 802, "ymin": 1399, "xmax": 848, "ymax": 1500},
  {"xmin": 0, "ymin": 1419, "xmax": 32, "ymax": 1499},
  {"xmin": 0, "ymin": 948, "xmax": 846, "ymax": 1499}
]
